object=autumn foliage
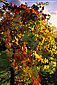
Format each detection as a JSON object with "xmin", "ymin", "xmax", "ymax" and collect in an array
[{"xmin": 0, "ymin": 1, "xmax": 57, "ymax": 85}]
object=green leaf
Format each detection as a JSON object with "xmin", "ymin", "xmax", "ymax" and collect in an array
[
  {"xmin": 26, "ymin": 79, "xmax": 33, "ymax": 85},
  {"xmin": 33, "ymin": 66, "xmax": 38, "ymax": 78},
  {"xmin": 37, "ymin": 61, "xmax": 41, "ymax": 66},
  {"xmin": 19, "ymin": 83, "xmax": 22, "ymax": 85}
]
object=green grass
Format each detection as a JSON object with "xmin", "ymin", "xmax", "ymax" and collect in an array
[{"xmin": 0, "ymin": 51, "xmax": 11, "ymax": 85}]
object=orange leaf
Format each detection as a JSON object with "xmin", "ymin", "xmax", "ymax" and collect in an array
[
  {"xmin": 15, "ymin": 67, "xmax": 18, "ymax": 70},
  {"xmin": 27, "ymin": 58, "xmax": 31, "ymax": 62}
]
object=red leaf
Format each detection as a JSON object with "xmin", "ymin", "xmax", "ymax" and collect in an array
[
  {"xmin": 20, "ymin": 62, "xmax": 22, "ymax": 64},
  {"xmin": 9, "ymin": 2, "xmax": 12, "ymax": 5},
  {"xmin": 42, "ymin": 6, "xmax": 44, "ymax": 10},
  {"xmin": 37, "ymin": 75, "xmax": 42, "ymax": 82},
  {"xmin": 25, "ymin": 2, "xmax": 27, "ymax": 4},
  {"xmin": 14, "ymin": 4, "xmax": 16, "ymax": 6}
]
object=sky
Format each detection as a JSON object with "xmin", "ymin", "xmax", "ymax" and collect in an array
[{"xmin": 0, "ymin": 0, "xmax": 57, "ymax": 31}]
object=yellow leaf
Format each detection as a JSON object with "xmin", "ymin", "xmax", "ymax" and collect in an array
[{"xmin": 34, "ymin": 51, "xmax": 42, "ymax": 62}]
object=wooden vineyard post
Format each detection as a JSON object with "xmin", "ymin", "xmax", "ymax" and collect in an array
[{"xmin": 10, "ymin": 67, "xmax": 14, "ymax": 85}]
